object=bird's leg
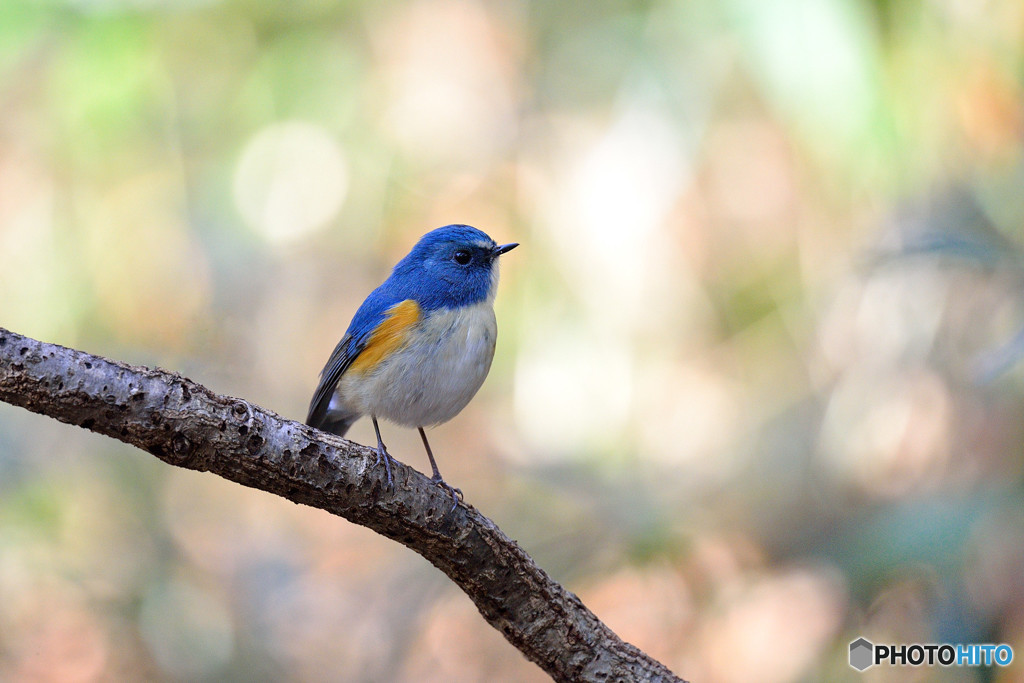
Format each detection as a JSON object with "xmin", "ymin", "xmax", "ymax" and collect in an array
[
  {"xmin": 418, "ymin": 427, "xmax": 462, "ymax": 512},
  {"xmin": 371, "ymin": 415, "xmax": 393, "ymax": 487}
]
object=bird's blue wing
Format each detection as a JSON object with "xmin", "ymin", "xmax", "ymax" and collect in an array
[{"xmin": 305, "ymin": 284, "xmax": 407, "ymax": 430}]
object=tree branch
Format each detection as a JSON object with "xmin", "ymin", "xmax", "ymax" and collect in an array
[{"xmin": 0, "ymin": 327, "xmax": 683, "ymax": 683}]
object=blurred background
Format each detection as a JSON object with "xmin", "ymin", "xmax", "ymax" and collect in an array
[{"xmin": 2, "ymin": 0, "xmax": 1024, "ymax": 681}]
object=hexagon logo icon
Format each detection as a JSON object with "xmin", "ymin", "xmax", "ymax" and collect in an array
[{"xmin": 849, "ymin": 637, "xmax": 874, "ymax": 671}]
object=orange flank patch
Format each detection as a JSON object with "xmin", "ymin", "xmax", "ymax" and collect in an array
[{"xmin": 349, "ymin": 300, "xmax": 421, "ymax": 374}]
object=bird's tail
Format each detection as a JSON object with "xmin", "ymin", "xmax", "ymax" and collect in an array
[
  {"xmin": 314, "ymin": 415, "xmax": 356, "ymax": 437},
  {"xmin": 306, "ymin": 402, "xmax": 359, "ymax": 438}
]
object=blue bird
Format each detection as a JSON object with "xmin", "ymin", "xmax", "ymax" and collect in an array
[{"xmin": 306, "ymin": 225, "xmax": 518, "ymax": 508}]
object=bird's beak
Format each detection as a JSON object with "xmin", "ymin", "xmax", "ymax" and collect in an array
[{"xmin": 494, "ymin": 243, "xmax": 519, "ymax": 256}]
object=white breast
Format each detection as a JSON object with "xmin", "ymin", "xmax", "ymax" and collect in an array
[{"xmin": 338, "ymin": 300, "xmax": 498, "ymax": 427}]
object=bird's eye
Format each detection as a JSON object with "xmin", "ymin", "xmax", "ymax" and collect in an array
[{"xmin": 453, "ymin": 249, "xmax": 472, "ymax": 265}]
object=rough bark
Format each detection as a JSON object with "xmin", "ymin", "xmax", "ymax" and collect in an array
[{"xmin": 0, "ymin": 327, "xmax": 683, "ymax": 683}]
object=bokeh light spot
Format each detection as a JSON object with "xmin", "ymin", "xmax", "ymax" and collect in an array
[{"xmin": 233, "ymin": 121, "xmax": 349, "ymax": 245}]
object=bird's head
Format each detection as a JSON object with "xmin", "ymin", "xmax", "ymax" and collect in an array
[{"xmin": 393, "ymin": 225, "xmax": 518, "ymax": 308}]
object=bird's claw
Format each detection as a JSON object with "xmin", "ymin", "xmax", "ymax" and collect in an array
[
  {"xmin": 431, "ymin": 474, "xmax": 462, "ymax": 513},
  {"xmin": 374, "ymin": 444, "xmax": 394, "ymax": 487}
]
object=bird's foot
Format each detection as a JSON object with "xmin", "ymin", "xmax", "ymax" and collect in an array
[
  {"xmin": 431, "ymin": 474, "xmax": 463, "ymax": 513},
  {"xmin": 373, "ymin": 443, "xmax": 394, "ymax": 487}
]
